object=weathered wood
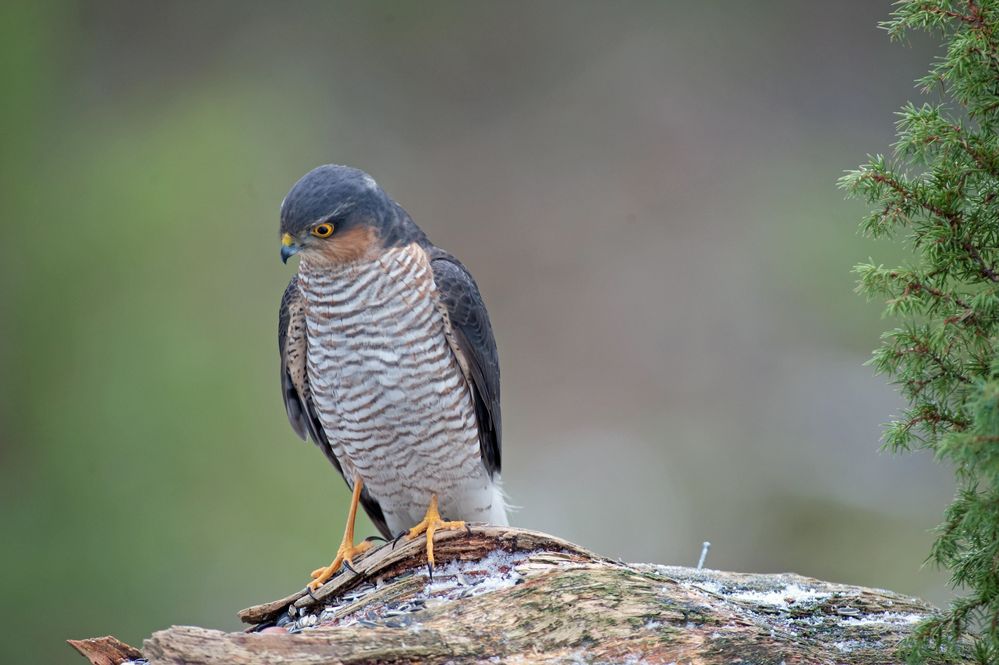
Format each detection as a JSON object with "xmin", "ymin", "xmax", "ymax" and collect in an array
[
  {"xmin": 66, "ymin": 636, "xmax": 143, "ymax": 665},
  {"xmin": 239, "ymin": 524, "xmax": 606, "ymax": 624},
  {"xmin": 78, "ymin": 526, "xmax": 971, "ymax": 664}
]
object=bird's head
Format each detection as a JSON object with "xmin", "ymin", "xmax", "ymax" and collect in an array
[{"xmin": 279, "ymin": 165, "xmax": 400, "ymax": 265}]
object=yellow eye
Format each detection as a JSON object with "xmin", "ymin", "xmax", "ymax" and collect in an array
[{"xmin": 311, "ymin": 223, "xmax": 334, "ymax": 238}]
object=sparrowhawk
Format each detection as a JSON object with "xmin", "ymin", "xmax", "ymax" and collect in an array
[{"xmin": 277, "ymin": 165, "xmax": 507, "ymax": 589}]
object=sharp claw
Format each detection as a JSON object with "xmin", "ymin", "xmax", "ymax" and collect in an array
[
  {"xmin": 305, "ymin": 585, "xmax": 318, "ymax": 600},
  {"xmin": 427, "ymin": 562, "xmax": 434, "ymax": 581},
  {"xmin": 464, "ymin": 523, "xmax": 473, "ymax": 536},
  {"xmin": 365, "ymin": 535, "xmax": 387, "ymax": 543},
  {"xmin": 391, "ymin": 532, "xmax": 407, "ymax": 550},
  {"xmin": 342, "ymin": 559, "xmax": 357, "ymax": 575}
]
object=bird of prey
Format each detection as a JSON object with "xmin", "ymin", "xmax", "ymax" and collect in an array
[{"xmin": 277, "ymin": 165, "xmax": 507, "ymax": 590}]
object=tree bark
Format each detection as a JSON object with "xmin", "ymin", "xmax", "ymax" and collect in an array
[{"xmin": 72, "ymin": 526, "xmax": 967, "ymax": 664}]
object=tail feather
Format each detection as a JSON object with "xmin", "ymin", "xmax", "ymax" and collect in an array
[{"xmin": 488, "ymin": 480, "xmax": 510, "ymax": 526}]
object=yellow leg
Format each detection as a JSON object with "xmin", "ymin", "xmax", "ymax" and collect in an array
[
  {"xmin": 307, "ymin": 476, "xmax": 373, "ymax": 591},
  {"xmin": 406, "ymin": 493, "xmax": 466, "ymax": 570}
]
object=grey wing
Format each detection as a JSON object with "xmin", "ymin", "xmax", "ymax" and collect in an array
[
  {"xmin": 279, "ymin": 277, "xmax": 391, "ymax": 537},
  {"xmin": 429, "ymin": 252, "xmax": 502, "ymax": 477}
]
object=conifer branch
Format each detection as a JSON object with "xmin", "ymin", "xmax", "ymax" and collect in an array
[{"xmin": 846, "ymin": 2, "xmax": 999, "ymax": 663}]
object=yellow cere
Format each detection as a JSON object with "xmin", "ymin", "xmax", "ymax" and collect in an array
[{"xmin": 281, "ymin": 233, "xmax": 294, "ymax": 246}]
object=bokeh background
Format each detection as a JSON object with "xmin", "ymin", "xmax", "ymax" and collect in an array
[{"xmin": 0, "ymin": 1, "xmax": 954, "ymax": 662}]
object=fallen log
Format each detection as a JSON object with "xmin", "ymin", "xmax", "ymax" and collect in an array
[{"xmin": 71, "ymin": 526, "xmax": 967, "ymax": 664}]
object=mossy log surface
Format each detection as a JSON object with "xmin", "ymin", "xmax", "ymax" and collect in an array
[{"xmin": 72, "ymin": 526, "xmax": 965, "ymax": 664}]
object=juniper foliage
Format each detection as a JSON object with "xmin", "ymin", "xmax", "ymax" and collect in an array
[{"xmin": 840, "ymin": 2, "xmax": 999, "ymax": 663}]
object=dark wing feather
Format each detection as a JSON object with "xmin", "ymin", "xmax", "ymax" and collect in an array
[
  {"xmin": 429, "ymin": 252, "xmax": 502, "ymax": 477},
  {"xmin": 279, "ymin": 276, "xmax": 391, "ymax": 538},
  {"xmin": 279, "ymin": 276, "xmax": 311, "ymax": 441}
]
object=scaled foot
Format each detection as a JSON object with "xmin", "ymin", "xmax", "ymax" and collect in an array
[
  {"xmin": 406, "ymin": 493, "xmax": 467, "ymax": 571},
  {"xmin": 308, "ymin": 538, "xmax": 373, "ymax": 591},
  {"xmin": 307, "ymin": 475, "xmax": 371, "ymax": 591}
]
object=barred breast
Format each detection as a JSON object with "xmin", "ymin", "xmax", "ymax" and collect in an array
[{"xmin": 298, "ymin": 244, "xmax": 504, "ymax": 535}]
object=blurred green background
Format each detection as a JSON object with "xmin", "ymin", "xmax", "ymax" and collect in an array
[{"xmin": 0, "ymin": 1, "xmax": 954, "ymax": 662}]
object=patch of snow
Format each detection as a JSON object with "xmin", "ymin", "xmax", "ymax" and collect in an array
[
  {"xmin": 420, "ymin": 548, "xmax": 525, "ymax": 600},
  {"xmin": 290, "ymin": 547, "xmax": 534, "ymax": 632},
  {"xmin": 834, "ymin": 640, "xmax": 864, "ymax": 653},
  {"xmin": 841, "ymin": 612, "xmax": 924, "ymax": 626},
  {"xmin": 727, "ymin": 583, "xmax": 831, "ymax": 608}
]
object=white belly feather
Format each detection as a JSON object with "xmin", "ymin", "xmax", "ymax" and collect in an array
[{"xmin": 298, "ymin": 244, "xmax": 506, "ymax": 535}]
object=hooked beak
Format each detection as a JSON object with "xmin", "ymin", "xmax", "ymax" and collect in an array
[{"xmin": 280, "ymin": 233, "xmax": 299, "ymax": 264}]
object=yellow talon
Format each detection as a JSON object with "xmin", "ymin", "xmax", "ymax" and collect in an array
[
  {"xmin": 406, "ymin": 493, "xmax": 466, "ymax": 569},
  {"xmin": 307, "ymin": 475, "xmax": 372, "ymax": 591}
]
